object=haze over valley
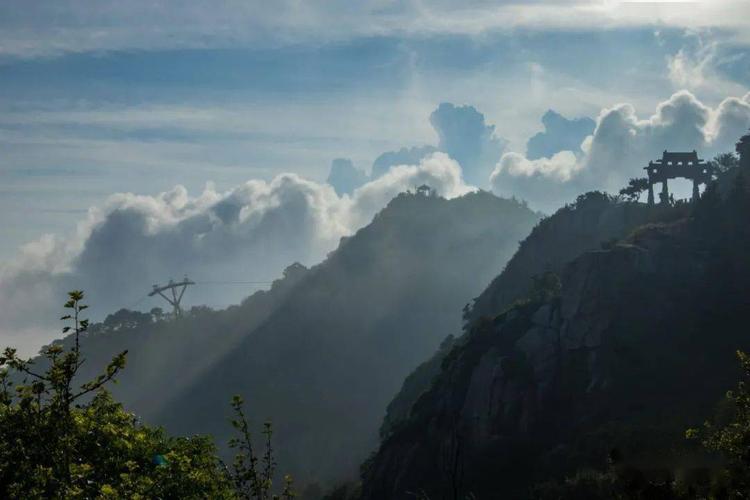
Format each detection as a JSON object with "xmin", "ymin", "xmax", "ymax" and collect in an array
[{"xmin": 1, "ymin": 2, "xmax": 750, "ymax": 498}]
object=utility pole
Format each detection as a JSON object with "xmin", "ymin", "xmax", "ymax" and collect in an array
[{"xmin": 148, "ymin": 276, "xmax": 195, "ymax": 318}]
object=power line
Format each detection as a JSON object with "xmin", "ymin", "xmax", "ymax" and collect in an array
[
  {"xmin": 196, "ymin": 281, "xmax": 274, "ymax": 285},
  {"xmin": 127, "ymin": 295, "xmax": 148, "ymax": 309},
  {"xmin": 148, "ymin": 277, "xmax": 195, "ymax": 318},
  {"xmin": 124, "ymin": 278, "xmax": 275, "ymax": 312}
]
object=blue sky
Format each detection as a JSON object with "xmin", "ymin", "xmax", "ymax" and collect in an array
[
  {"xmin": 1, "ymin": 3, "xmax": 748, "ymax": 257},
  {"xmin": 1, "ymin": 1, "xmax": 750, "ymax": 354}
]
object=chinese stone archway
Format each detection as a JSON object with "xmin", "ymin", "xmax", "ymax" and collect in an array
[{"xmin": 644, "ymin": 151, "xmax": 714, "ymax": 205}]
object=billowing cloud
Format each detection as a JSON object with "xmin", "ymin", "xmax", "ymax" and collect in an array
[
  {"xmin": 326, "ymin": 158, "xmax": 368, "ymax": 195},
  {"xmin": 710, "ymin": 94, "xmax": 750, "ymax": 152},
  {"xmin": 430, "ymin": 103, "xmax": 507, "ymax": 187},
  {"xmin": 371, "ymin": 146, "xmax": 438, "ymax": 180},
  {"xmin": 491, "ymin": 90, "xmax": 750, "ymax": 212},
  {"xmin": 489, "ymin": 151, "xmax": 582, "ymax": 208},
  {"xmin": 493, "ymin": 150, "xmax": 580, "ymax": 182},
  {"xmin": 0, "ymin": 153, "xmax": 472, "ymax": 357},
  {"xmin": 526, "ymin": 110, "xmax": 595, "ymax": 160},
  {"xmin": 333, "ymin": 101, "xmax": 507, "ymax": 192},
  {"xmin": 352, "ymin": 152, "xmax": 473, "ymax": 217},
  {"xmin": 367, "ymin": 103, "xmax": 506, "ymax": 187}
]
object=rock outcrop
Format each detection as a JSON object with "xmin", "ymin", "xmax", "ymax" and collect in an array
[
  {"xmin": 362, "ymin": 214, "xmax": 750, "ymax": 499},
  {"xmin": 466, "ymin": 192, "xmax": 682, "ymax": 326}
]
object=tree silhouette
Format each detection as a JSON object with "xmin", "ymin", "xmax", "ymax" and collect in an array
[{"xmin": 619, "ymin": 177, "xmax": 649, "ymax": 202}]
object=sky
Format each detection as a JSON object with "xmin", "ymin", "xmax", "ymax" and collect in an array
[{"xmin": 1, "ymin": 0, "xmax": 749, "ymax": 355}]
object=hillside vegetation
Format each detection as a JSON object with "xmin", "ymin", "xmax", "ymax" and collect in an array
[
  {"xmin": 38, "ymin": 190, "xmax": 541, "ymax": 488},
  {"xmin": 361, "ymin": 171, "xmax": 750, "ymax": 498}
]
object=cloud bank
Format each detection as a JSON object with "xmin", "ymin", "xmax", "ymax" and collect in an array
[
  {"xmin": 326, "ymin": 158, "xmax": 368, "ymax": 196},
  {"xmin": 371, "ymin": 146, "xmax": 438, "ymax": 180},
  {"xmin": 326, "ymin": 102, "xmax": 504, "ymax": 191},
  {"xmin": 5, "ymin": 89, "xmax": 750, "ymax": 356},
  {"xmin": 1, "ymin": 1, "xmax": 749, "ymax": 59},
  {"xmin": 526, "ymin": 110, "xmax": 595, "ymax": 160},
  {"xmin": 491, "ymin": 90, "xmax": 750, "ymax": 212},
  {"xmin": 430, "ymin": 103, "xmax": 507, "ymax": 187},
  {"xmin": 0, "ymin": 153, "xmax": 472, "ymax": 356}
]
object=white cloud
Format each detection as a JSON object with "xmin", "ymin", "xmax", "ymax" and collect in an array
[
  {"xmin": 490, "ymin": 90, "xmax": 750, "ymax": 212},
  {"xmin": 429, "ymin": 103, "xmax": 507, "ymax": 187},
  {"xmin": 0, "ymin": 153, "xmax": 471, "ymax": 356},
  {"xmin": 525, "ymin": 110, "xmax": 595, "ymax": 160},
  {"xmin": 665, "ymin": 32, "xmax": 749, "ymax": 99},
  {"xmin": 0, "ymin": 1, "xmax": 748, "ymax": 59},
  {"xmin": 492, "ymin": 150, "xmax": 579, "ymax": 182},
  {"xmin": 326, "ymin": 159, "xmax": 368, "ymax": 196},
  {"xmin": 709, "ymin": 92, "xmax": 750, "ymax": 152},
  {"xmin": 351, "ymin": 152, "xmax": 473, "ymax": 221},
  {"xmin": 668, "ymin": 46, "xmax": 712, "ymax": 90}
]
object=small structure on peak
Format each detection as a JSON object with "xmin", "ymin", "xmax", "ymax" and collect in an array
[
  {"xmin": 644, "ymin": 151, "xmax": 714, "ymax": 205},
  {"xmin": 414, "ymin": 184, "xmax": 436, "ymax": 197}
]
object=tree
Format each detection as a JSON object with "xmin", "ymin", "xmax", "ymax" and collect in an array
[
  {"xmin": 619, "ymin": 177, "xmax": 649, "ymax": 202},
  {"xmin": 711, "ymin": 152, "xmax": 739, "ymax": 174},
  {"xmin": 228, "ymin": 395, "xmax": 295, "ymax": 500},
  {"xmin": 101, "ymin": 307, "xmax": 152, "ymax": 331},
  {"xmin": 689, "ymin": 350, "xmax": 750, "ymax": 497},
  {"xmin": 572, "ymin": 191, "xmax": 614, "ymax": 210},
  {"xmin": 150, "ymin": 306, "xmax": 165, "ymax": 322},
  {"xmin": 0, "ymin": 291, "xmax": 295, "ymax": 499},
  {"xmin": 530, "ymin": 271, "xmax": 562, "ymax": 302}
]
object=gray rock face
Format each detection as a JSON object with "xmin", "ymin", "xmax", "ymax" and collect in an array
[
  {"xmin": 468, "ymin": 197, "xmax": 664, "ymax": 325},
  {"xmin": 362, "ymin": 220, "xmax": 712, "ymax": 499},
  {"xmin": 459, "ymin": 347, "xmax": 506, "ymax": 440}
]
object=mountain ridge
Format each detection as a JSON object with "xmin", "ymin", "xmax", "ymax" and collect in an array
[
  {"xmin": 360, "ymin": 172, "xmax": 750, "ymax": 499},
  {"xmin": 39, "ymin": 189, "xmax": 541, "ymax": 488}
]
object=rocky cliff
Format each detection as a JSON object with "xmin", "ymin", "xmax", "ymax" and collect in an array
[
  {"xmin": 379, "ymin": 193, "xmax": 679, "ymax": 440},
  {"xmin": 361, "ymin": 184, "xmax": 750, "ymax": 498},
  {"xmin": 467, "ymin": 192, "xmax": 685, "ymax": 325}
]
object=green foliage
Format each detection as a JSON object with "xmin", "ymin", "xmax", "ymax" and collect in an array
[
  {"xmin": 711, "ymin": 152, "xmax": 740, "ymax": 174},
  {"xmin": 0, "ymin": 291, "xmax": 294, "ymax": 499},
  {"xmin": 30, "ymin": 192, "xmax": 539, "ymax": 485},
  {"xmin": 537, "ymin": 350, "xmax": 750, "ymax": 499},
  {"xmin": 532, "ymin": 467, "xmax": 684, "ymax": 500},
  {"xmin": 228, "ymin": 395, "xmax": 295, "ymax": 500},
  {"xmin": 365, "ymin": 151, "xmax": 750, "ymax": 498},
  {"xmin": 100, "ymin": 308, "xmax": 153, "ymax": 332},
  {"xmin": 529, "ymin": 271, "xmax": 562, "ymax": 303},
  {"xmin": 619, "ymin": 177, "xmax": 650, "ymax": 202},
  {"xmin": 689, "ymin": 350, "xmax": 750, "ymax": 497},
  {"xmin": 571, "ymin": 191, "xmax": 617, "ymax": 210},
  {"xmin": 0, "ymin": 291, "xmax": 230, "ymax": 498}
]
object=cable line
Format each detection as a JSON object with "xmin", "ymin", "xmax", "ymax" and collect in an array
[{"xmin": 195, "ymin": 280, "xmax": 274, "ymax": 285}]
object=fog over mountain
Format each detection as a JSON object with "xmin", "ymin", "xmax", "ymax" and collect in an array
[
  {"xmin": 0, "ymin": 153, "xmax": 472, "ymax": 356},
  {"xmin": 3, "ymin": 90, "xmax": 749, "ymax": 356},
  {"xmin": 49, "ymin": 188, "xmax": 541, "ymax": 488},
  {"xmin": 4, "ymin": 2, "xmax": 750, "ymax": 498}
]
